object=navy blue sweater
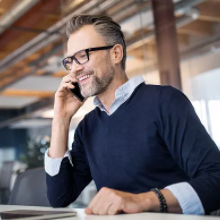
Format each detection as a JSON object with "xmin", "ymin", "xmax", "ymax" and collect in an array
[{"xmin": 47, "ymin": 83, "xmax": 220, "ymax": 213}]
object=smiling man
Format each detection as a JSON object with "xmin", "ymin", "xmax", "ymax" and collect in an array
[{"xmin": 45, "ymin": 15, "xmax": 220, "ymax": 215}]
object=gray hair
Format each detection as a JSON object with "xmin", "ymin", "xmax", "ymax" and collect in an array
[{"xmin": 66, "ymin": 14, "xmax": 126, "ymax": 70}]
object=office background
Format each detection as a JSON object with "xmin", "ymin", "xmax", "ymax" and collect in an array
[{"xmin": 0, "ymin": 0, "xmax": 220, "ymax": 206}]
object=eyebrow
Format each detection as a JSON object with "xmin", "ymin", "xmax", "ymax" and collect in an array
[
  {"xmin": 65, "ymin": 45, "xmax": 114, "ymax": 59},
  {"xmin": 66, "ymin": 48, "xmax": 84, "ymax": 58}
]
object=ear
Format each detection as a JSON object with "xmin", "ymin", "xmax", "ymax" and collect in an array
[{"xmin": 111, "ymin": 44, "xmax": 123, "ymax": 66}]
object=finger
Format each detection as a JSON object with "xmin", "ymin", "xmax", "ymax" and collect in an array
[
  {"xmin": 84, "ymin": 207, "xmax": 93, "ymax": 215},
  {"xmin": 107, "ymin": 203, "xmax": 121, "ymax": 215},
  {"xmin": 62, "ymin": 75, "xmax": 76, "ymax": 84},
  {"xmin": 88, "ymin": 188, "xmax": 105, "ymax": 209},
  {"xmin": 88, "ymin": 187, "xmax": 109, "ymax": 214},
  {"xmin": 62, "ymin": 78, "xmax": 75, "ymax": 85},
  {"xmin": 63, "ymin": 82, "xmax": 75, "ymax": 89},
  {"xmin": 107, "ymin": 195, "xmax": 124, "ymax": 215},
  {"xmin": 56, "ymin": 83, "xmax": 73, "ymax": 93},
  {"xmin": 62, "ymin": 74, "xmax": 73, "ymax": 80},
  {"xmin": 89, "ymin": 194, "xmax": 105, "ymax": 214},
  {"xmin": 98, "ymin": 202, "xmax": 112, "ymax": 215},
  {"xmin": 95, "ymin": 188, "xmax": 116, "ymax": 215}
]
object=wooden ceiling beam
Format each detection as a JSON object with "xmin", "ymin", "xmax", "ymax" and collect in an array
[
  {"xmin": 0, "ymin": 42, "xmax": 63, "ymax": 92},
  {"xmin": 126, "ymin": 32, "xmax": 189, "ymax": 62},
  {"xmin": 62, "ymin": 0, "xmax": 88, "ymax": 15},
  {"xmin": 178, "ymin": 34, "xmax": 189, "ymax": 46},
  {"xmin": 106, "ymin": 0, "xmax": 135, "ymax": 16},
  {"xmin": 198, "ymin": 6, "xmax": 220, "ymax": 22},
  {"xmin": 35, "ymin": 70, "xmax": 46, "ymax": 76},
  {"xmin": 1, "ymin": 89, "xmax": 55, "ymax": 98},
  {"xmin": 127, "ymin": 44, "xmax": 157, "ymax": 60},
  {"xmin": 0, "ymin": 0, "xmax": 17, "ymax": 16},
  {"xmin": 0, "ymin": 51, "xmax": 9, "ymax": 60},
  {"xmin": 178, "ymin": 20, "xmax": 212, "ymax": 36},
  {"xmin": 0, "ymin": 7, "xmax": 5, "ymax": 14},
  {"xmin": 53, "ymin": 71, "xmax": 67, "ymax": 77},
  {"xmin": 0, "ymin": 0, "xmax": 60, "ymax": 51}
]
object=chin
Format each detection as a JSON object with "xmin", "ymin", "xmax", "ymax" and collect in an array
[{"xmin": 81, "ymin": 89, "xmax": 95, "ymax": 98}]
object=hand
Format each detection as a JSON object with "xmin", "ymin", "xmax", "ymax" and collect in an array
[
  {"xmin": 84, "ymin": 187, "xmax": 150, "ymax": 215},
  {"xmin": 54, "ymin": 73, "xmax": 86, "ymax": 119}
]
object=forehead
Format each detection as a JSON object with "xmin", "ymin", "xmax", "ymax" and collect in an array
[{"xmin": 67, "ymin": 25, "xmax": 106, "ymax": 56}]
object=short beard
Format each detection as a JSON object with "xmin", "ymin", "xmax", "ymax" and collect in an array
[{"xmin": 80, "ymin": 55, "xmax": 115, "ymax": 98}]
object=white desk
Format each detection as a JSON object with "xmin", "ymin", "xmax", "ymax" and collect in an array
[{"xmin": 0, "ymin": 205, "xmax": 217, "ymax": 220}]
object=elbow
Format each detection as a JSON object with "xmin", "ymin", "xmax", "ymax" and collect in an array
[
  {"xmin": 47, "ymin": 196, "xmax": 72, "ymax": 208},
  {"xmin": 47, "ymin": 190, "xmax": 76, "ymax": 208},
  {"xmin": 49, "ymin": 201, "xmax": 69, "ymax": 208}
]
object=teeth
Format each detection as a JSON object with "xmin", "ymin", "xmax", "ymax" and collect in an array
[{"xmin": 79, "ymin": 74, "xmax": 92, "ymax": 82}]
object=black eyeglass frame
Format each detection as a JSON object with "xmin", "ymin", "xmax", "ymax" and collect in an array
[{"xmin": 62, "ymin": 45, "xmax": 114, "ymax": 70}]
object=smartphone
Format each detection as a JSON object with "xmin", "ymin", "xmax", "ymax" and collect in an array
[{"xmin": 68, "ymin": 82, "xmax": 84, "ymax": 102}]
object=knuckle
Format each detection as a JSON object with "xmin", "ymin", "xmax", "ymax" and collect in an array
[
  {"xmin": 88, "ymin": 204, "xmax": 93, "ymax": 210},
  {"xmin": 101, "ymin": 187, "xmax": 108, "ymax": 193},
  {"xmin": 62, "ymin": 76, "xmax": 67, "ymax": 81}
]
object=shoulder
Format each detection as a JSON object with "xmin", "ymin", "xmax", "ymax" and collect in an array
[
  {"xmin": 138, "ymin": 83, "xmax": 178, "ymax": 95},
  {"xmin": 157, "ymin": 86, "xmax": 194, "ymax": 116},
  {"xmin": 158, "ymin": 85, "xmax": 191, "ymax": 106},
  {"xmin": 137, "ymin": 83, "xmax": 184, "ymax": 103},
  {"xmin": 159, "ymin": 85, "xmax": 186, "ymax": 97},
  {"xmin": 135, "ymin": 83, "xmax": 166, "ymax": 98}
]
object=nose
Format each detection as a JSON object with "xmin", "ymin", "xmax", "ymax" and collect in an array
[{"xmin": 70, "ymin": 62, "xmax": 84, "ymax": 76}]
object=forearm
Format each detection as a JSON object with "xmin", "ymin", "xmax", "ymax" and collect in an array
[
  {"xmin": 46, "ymin": 157, "xmax": 75, "ymax": 207},
  {"xmin": 46, "ymin": 154, "xmax": 92, "ymax": 207},
  {"xmin": 49, "ymin": 117, "xmax": 71, "ymax": 158},
  {"xmin": 138, "ymin": 189, "xmax": 182, "ymax": 213}
]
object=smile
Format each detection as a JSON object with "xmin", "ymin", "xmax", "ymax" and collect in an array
[{"xmin": 79, "ymin": 74, "xmax": 92, "ymax": 82}]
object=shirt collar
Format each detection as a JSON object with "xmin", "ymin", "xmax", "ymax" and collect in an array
[{"xmin": 93, "ymin": 75, "xmax": 145, "ymax": 115}]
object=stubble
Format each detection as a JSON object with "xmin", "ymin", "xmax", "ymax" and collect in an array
[{"xmin": 80, "ymin": 54, "xmax": 115, "ymax": 98}]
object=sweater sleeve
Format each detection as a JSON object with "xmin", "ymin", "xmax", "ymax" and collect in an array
[
  {"xmin": 158, "ymin": 86, "xmax": 220, "ymax": 214},
  {"xmin": 46, "ymin": 122, "xmax": 92, "ymax": 207}
]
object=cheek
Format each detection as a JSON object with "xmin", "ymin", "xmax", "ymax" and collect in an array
[
  {"xmin": 85, "ymin": 63, "xmax": 101, "ymax": 76},
  {"xmin": 86, "ymin": 53, "xmax": 108, "ymax": 75}
]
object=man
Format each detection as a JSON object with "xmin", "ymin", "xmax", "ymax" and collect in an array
[{"xmin": 45, "ymin": 14, "xmax": 220, "ymax": 215}]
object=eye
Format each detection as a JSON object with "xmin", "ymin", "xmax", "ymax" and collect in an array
[
  {"xmin": 79, "ymin": 54, "xmax": 87, "ymax": 58},
  {"xmin": 75, "ymin": 51, "xmax": 87, "ymax": 60}
]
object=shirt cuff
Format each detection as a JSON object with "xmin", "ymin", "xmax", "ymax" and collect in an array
[
  {"xmin": 165, "ymin": 182, "xmax": 204, "ymax": 215},
  {"xmin": 44, "ymin": 149, "xmax": 73, "ymax": 176}
]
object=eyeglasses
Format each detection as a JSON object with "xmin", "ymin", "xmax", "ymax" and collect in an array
[{"xmin": 62, "ymin": 45, "xmax": 114, "ymax": 70}]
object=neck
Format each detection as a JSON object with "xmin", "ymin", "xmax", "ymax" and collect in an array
[{"xmin": 97, "ymin": 71, "xmax": 128, "ymax": 113}]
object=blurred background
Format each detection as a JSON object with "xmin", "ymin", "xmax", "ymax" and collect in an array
[{"xmin": 0, "ymin": 0, "xmax": 220, "ymax": 207}]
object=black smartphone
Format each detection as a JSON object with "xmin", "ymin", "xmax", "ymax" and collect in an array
[{"xmin": 68, "ymin": 82, "xmax": 84, "ymax": 102}]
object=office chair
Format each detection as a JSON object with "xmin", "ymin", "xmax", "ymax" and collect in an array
[
  {"xmin": 8, "ymin": 167, "xmax": 50, "ymax": 206},
  {"xmin": 0, "ymin": 161, "xmax": 14, "ymax": 204}
]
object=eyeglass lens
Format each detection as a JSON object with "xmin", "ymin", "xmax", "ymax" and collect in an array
[{"xmin": 64, "ymin": 50, "xmax": 88, "ymax": 70}]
